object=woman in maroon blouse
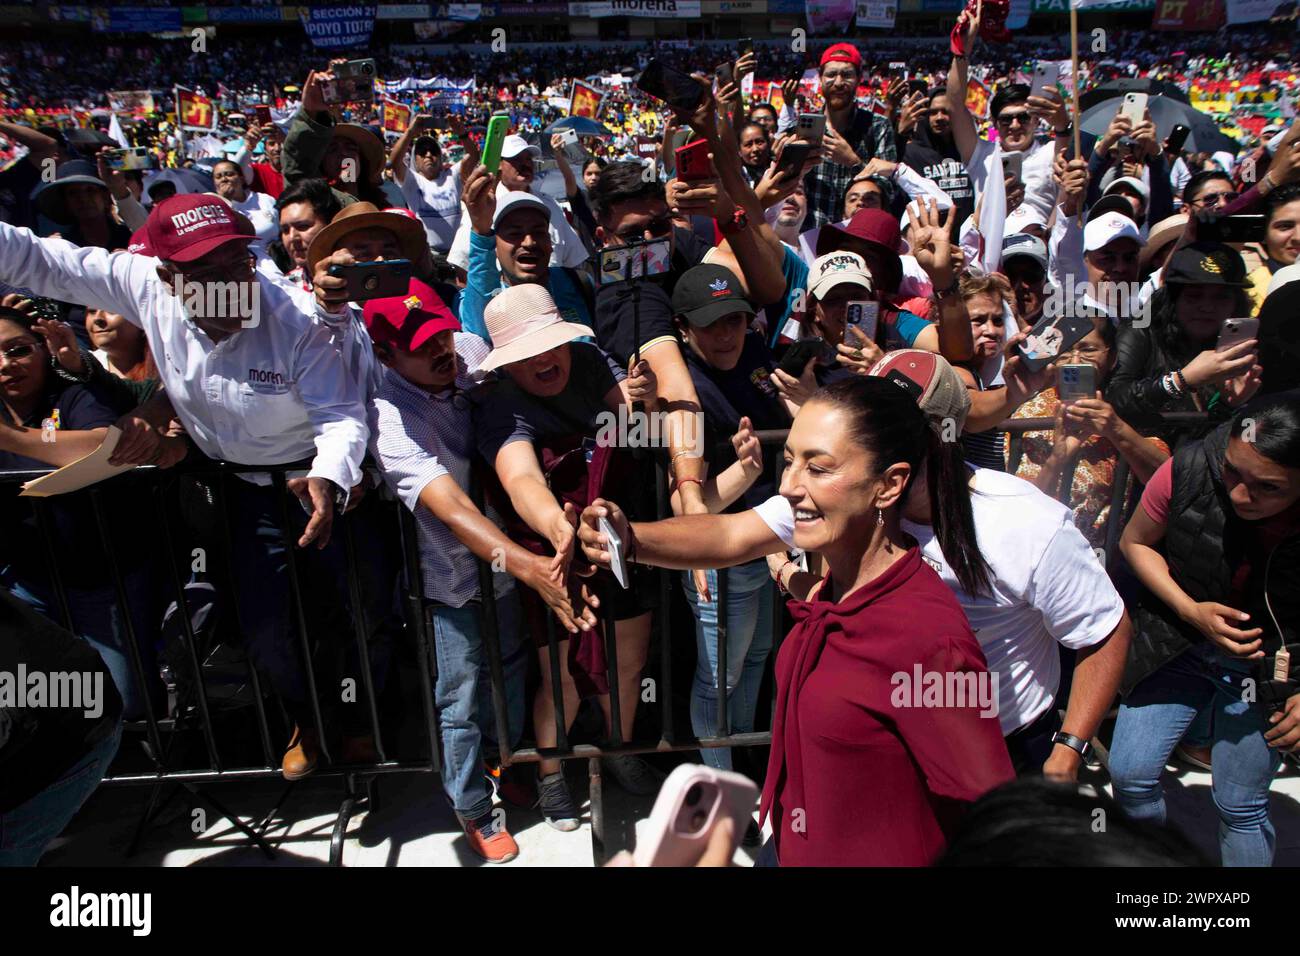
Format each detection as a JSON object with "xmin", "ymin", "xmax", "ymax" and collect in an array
[{"xmin": 758, "ymin": 376, "xmax": 1014, "ymax": 866}]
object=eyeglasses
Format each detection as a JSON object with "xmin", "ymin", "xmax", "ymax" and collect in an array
[
  {"xmin": 0, "ymin": 341, "xmax": 40, "ymax": 362},
  {"xmin": 1192, "ymin": 190, "xmax": 1237, "ymax": 207},
  {"xmin": 996, "ymin": 112, "xmax": 1032, "ymax": 128}
]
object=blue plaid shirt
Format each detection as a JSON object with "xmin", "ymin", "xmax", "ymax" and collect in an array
[{"xmin": 801, "ymin": 107, "xmax": 900, "ymax": 230}]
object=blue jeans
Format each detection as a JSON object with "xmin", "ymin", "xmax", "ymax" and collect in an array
[
  {"xmin": 2, "ymin": 565, "xmax": 157, "ymax": 719},
  {"xmin": 1109, "ymin": 641, "xmax": 1282, "ymax": 866},
  {"xmin": 0, "ymin": 723, "xmax": 121, "ymax": 866},
  {"xmin": 681, "ymin": 560, "xmax": 775, "ymax": 771},
  {"xmin": 431, "ymin": 590, "xmax": 527, "ymax": 820}
]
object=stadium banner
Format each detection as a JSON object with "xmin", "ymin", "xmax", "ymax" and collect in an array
[
  {"xmin": 382, "ymin": 98, "xmax": 413, "ymax": 132},
  {"xmin": 855, "ymin": 0, "xmax": 896, "ymax": 26},
  {"xmin": 806, "ymin": 0, "xmax": 855, "ymax": 31},
  {"xmin": 412, "ymin": 19, "xmax": 462, "ymax": 37},
  {"xmin": 1033, "ymin": 0, "xmax": 1154, "ymax": 9},
  {"xmin": 921, "ymin": 0, "xmax": 962, "ymax": 10},
  {"xmin": 499, "ymin": 1, "xmax": 570, "ymax": 12},
  {"xmin": 377, "ymin": 3, "xmax": 434, "ymax": 16},
  {"xmin": 1152, "ymin": 0, "xmax": 1223, "ymax": 30},
  {"xmin": 107, "ymin": 89, "xmax": 156, "ymax": 113},
  {"xmin": 702, "ymin": 0, "xmax": 767, "ymax": 10},
  {"xmin": 379, "ymin": 75, "xmax": 476, "ymax": 92},
  {"xmin": 444, "ymin": 2, "xmax": 483, "ymax": 18},
  {"xmin": 95, "ymin": 6, "xmax": 183, "ymax": 32},
  {"xmin": 767, "ymin": 0, "xmax": 806, "ymax": 10},
  {"xmin": 569, "ymin": 79, "xmax": 606, "ymax": 117},
  {"xmin": 569, "ymin": 0, "xmax": 702, "ymax": 15},
  {"xmin": 48, "ymin": 6, "xmax": 92, "ymax": 21},
  {"xmin": 300, "ymin": 5, "xmax": 378, "ymax": 49},
  {"xmin": 204, "ymin": 7, "xmax": 288, "ymax": 23},
  {"xmin": 175, "ymin": 86, "xmax": 218, "ymax": 132},
  {"xmin": 1224, "ymin": 0, "xmax": 1275, "ymax": 22}
]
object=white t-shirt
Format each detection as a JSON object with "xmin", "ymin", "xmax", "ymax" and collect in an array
[
  {"xmin": 752, "ymin": 468, "xmax": 1125, "ymax": 734},
  {"xmin": 969, "ymin": 137, "xmax": 1056, "ymax": 224},
  {"xmin": 398, "ymin": 157, "xmax": 463, "ymax": 254},
  {"xmin": 230, "ymin": 190, "xmax": 279, "ymax": 246}
]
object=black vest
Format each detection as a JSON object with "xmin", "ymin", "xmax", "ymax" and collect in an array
[{"xmin": 1122, "ymin": 422, "xmax": 1300, "ymax": 695}]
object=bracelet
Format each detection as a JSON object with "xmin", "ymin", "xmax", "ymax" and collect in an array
[
  {"xmin": 933, "ymin": 277, "xmax": 961, "ymax": 301},
  {"xmin": 773, "ymin": 559, "xmax": 795, "ymax": 594},
  {"xmin": 625, "ymin": 523, "xmax": 639, "ymax": 565},
  {"xmin": 1174, "ymin": 369, "xmax": 1190, "ymax": 393},
  {"xmin": 672, "ymin": 477, "xmax": 702, "ymax": 493}
]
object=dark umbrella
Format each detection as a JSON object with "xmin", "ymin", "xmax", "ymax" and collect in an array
[
  {"xmin": 544, "ymin": 116, "xmax": 613, "ymax": 138},
  {"xmin": 142, "ymin": 167, "xmax": 214, "ymax": 203},
  {"xmin": 1079, "ymin": 95, "xmax": 1240, "ymax": 155},
  {"xmin": 1079, "ymin": 78, "xmax": 1189, "ymax": 113}
]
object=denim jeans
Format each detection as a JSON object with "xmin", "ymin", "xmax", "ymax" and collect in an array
[
  {"xmin": 681, "ymin": 559, "xmax": 775, "ymax": 771},
  {"xmin": 2, "ymin": 565, "xmax": 157, "ymax": 719},
  {"xmin": 223, "ymin": 479, "xmax": 397, "ymax": 731},
  {"xmin": 430, "ymin": 589, "xmax": 527, "ymax": 820},
  {"xmin": 1109, "ymin": 641, "xmax": 1282, "ymax": 867},
  {"xmin": 0, "ymin": 722, "xmax": 121, "ymax": 866}
]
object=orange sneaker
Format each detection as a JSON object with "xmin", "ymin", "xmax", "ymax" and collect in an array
[{"xmin": 461, "ymin": 811, "xmax": 519, "ymax": 863}]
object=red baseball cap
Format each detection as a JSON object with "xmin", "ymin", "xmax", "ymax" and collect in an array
[
  {"xmin": 126, "ymin": 225, "xmax": 152, "ymax": 256},
  {"xmin": 145, "ymin": 194, "xmax": 255, "ymax": 263},
  {"xmin": 816, "ymin": 208, "xmax": 904, "ymax": 293},
  {"xmin": 820, "ymin": 43, "xmax": 862, "ymax": 70},
  {"xmin": 362, "ymin": 279, "xmax": 460, "ymax": 352}
]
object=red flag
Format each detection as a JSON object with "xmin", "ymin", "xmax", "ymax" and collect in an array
[
  {"xmin": 382, "ymin": 98, "xmax": 412, "ymax": 134},
  {"xmin": 569, "ymin": 80, "xmax": 605, "ymax": 119},
  {"xmin": 175, "ymin": 87, "xmax": 216, "ymax": 131}
]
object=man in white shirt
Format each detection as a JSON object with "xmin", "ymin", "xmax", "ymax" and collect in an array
[
  {"xmin": 576, "ymin": 351, "xmax": 1131, "ymax": 780},
  {"xmin": 447, "ymin": 135, "xmax": 590, "ymax": 273},
  {"xmin": 389, "ymin": 114, "xmax": 480, "ymax": 256},
  {"xmin": 0, "ymin": 195, "xmax": 370, "ymax": 780}
]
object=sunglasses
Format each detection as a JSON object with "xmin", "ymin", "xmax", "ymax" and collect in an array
[
  {"xmin": 0, "ymin": 341, "xmax": 40, "ymax": 362},
  {"xmin": 996, "ymin": 112, "xmax": 1032, "ymax": 128},
  {"xmin": 616, "ymin": 213, "xmax": 674, "ymax": 242}
]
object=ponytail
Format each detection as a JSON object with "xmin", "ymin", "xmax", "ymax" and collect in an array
[{"xmin": 924, "ymin": 431, "xmax": 992, "ymax": 597}]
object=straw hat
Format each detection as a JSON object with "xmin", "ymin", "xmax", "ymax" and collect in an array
[
  {"xmin": 306, "ymin": 203, "xmax": 428, "ymax": 276},
  {"xmin": 480, "ymin": 284, "xmax": 594, "ymax": 371}
]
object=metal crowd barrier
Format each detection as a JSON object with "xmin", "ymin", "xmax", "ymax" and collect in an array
[{"xmin": 0, "ymin": 410, "xmax": 1211, "ymax": 865}]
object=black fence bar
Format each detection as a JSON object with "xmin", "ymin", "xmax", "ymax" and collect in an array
[
  {"xmin": 654, "ymin": 460, "xmax": 674, "ymax": 746},
  {"xmin": 544, "ymin": 612, "xmax": 569, "ymax": 756},
  {"xmin": 339, "ymin": 511, "xmax": 387, "ymax": 763},
  {"xmin": 475, "ymin": 551, "xmax": 514, "ymax": 768},
  {"xmin": 396, "ymin": 503, "xmax": 442, "ymax": 776},
  {"xmin": 32, "ymin": 497, "xmax": 74, "ymax": 633},
  {"xmin": 603, "ymin": 607, "xmax": 622, "ymax": 748}
]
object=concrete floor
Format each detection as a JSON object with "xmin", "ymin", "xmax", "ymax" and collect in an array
[{"xmin": 36, "ymin": 749, "xmax": 1300, "ymax": 867}]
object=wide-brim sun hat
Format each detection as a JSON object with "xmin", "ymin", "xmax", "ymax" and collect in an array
[
  {"xmin": 306, "ymin": 202, "xmax": 428, "ymax": 277},
  {"xmin": 480, "ymin": 283, "xmax": 594, "ymax": 372}
]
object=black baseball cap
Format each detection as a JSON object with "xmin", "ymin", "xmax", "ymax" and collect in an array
[
  {"xmin": 413, "ymin": 135, "xmax": 441, "ymax": 155},
  {"xmin": 671, "ymin": 264, "xmax": 754, "ymax": 327},
  {"xmin": 1163, "ymin": 242, "xmax": 1249, "ymax": 287}
]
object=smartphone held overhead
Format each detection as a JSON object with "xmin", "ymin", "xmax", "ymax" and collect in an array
[
  {"xmin": 328, "ymin": 259, "xmax": 412, "ymax": 302},
  {"xmin": 635, "ymin": 59, "xmax": 706, "ymax": 114},
  {"xmin": 321, "ymin": 58, "xmax": 376, "ymax": 104}
]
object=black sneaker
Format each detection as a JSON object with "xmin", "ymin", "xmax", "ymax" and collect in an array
[
  {"xmin": 537, "ymin": 772, "xmax": 581, "ymax": 831},
  {"xmin": 601, "ymin": 754, "xmax": 664, "ymax": 796}
]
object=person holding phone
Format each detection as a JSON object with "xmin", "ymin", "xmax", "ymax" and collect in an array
[
  {"xmin": 472, "ymin": 284, "xmax": 664, "ymax": 821},
  {"xmin": 1242, "ymin": 183, "xmax": 1300, "ymax": 313},
  {"xmin": 902, "ymin": 88, "xmax": 976, "ymax": 237},
  {"xmin": 389, "ymin": 114, "xmax": 480, "ymax": 257},
  {"xmin": 1106, "ymin": 243, "xmax": 1262, "ymax": 445},
  {"xmin": 801, "ymin": 43, "xmax": 900, "ymax": 231},
  {"xmin": 282, "ymin": 68, "xmax": 389, "ymax": 210},
  {"xmin": 1112, "ymin": 395, "xmax": 1300, "ymax": 867},
  {"xmin": 1010, "ymin": 314, "xmax": 1171, "ymax": 549}
]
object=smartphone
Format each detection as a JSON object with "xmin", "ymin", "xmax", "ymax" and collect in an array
[
  {"xmin": 481, "ymin": 113, "xmax": 510, "ymax": 174},
  {"xmin": 778, "ymin": 338, "xmax": 833, "ymax": 376},
  {"xmin": 1001, "ymin": 151, "xmax": 1023, "ymax": 182},
  {"xmin": 636, "ymin": 59, "xmax": 706, "ymax": 114},
  {"xmin": 599, "ymin": 515, "xmax": 629, "ymax": 589},
  {"xmin": 327, "ymin": 259, "xmax": 412, "ymax": 302},
  {"xmin": 773, "ymin": 141, "xmax": 813, "ymax": 180},
  {"xmin": 1199, "ymin": 214, "xmax": 1266, "ymax": 245},
  {"xmin": 1017, "ymin": 313, "xmax": 1095, "ymax": 372},
  {"xmin": 675, "ymin": 138, "xmax": 712, "ymax": 182},
  {"xmin": 845, "ymin": 300, "xmax": 879, "ymax": 342},
  {"xmin": 1030, "ymin": 61, "xmax": 1055, "ymax": 100},
  {"xmin": 1057, "ymin": 363, "xmax": 1097, "ymax": 402},
  {"xmin": 632, "ymin": 764, "xmax": 757, "ymax": 868},
  {"xmin": 103, "ymin": 146, "xmax": 156, "ymax": 171},
  {"xmin": 1166, "ymin": 123, "xmax": 1190, "ymax": 154},
  {"xmin": 254, "ymin": 105, "xmax": 273, "ymax": 126},
  {"xmin": 796, "ymin": 113, "xmax": 826, "ymax": 145},
  {"xmin": 1216, "ymin": 317, "xmax": 1260, "ymax": 353},
  {"xmin": 597, "ymin": 238, "xmax": 673, "ymax": 286},
  {"xmin": 558, "ymin": 127, "xmax": 586, "ymax": 165},
  {"xmin": 321, "ymin": 58, "xmax": 377, "ymax": 104},
  {"xmin": 786, "ymin": 60, "xmax": 807, "ymax": 85},
  {"xmin": 715, "ymin": 62, "xmax": 735, "ymax": 89},
  {"xmin": 1119, "ymin": 92, "xmax": 1148, "ymax": 126},
  {"xmin": 906, "ymin": 79, "xmax": 929, "ymax": 97},
  {"xmin": 738, "ymin": 38, "xmax": 754, "ymax": 56}
]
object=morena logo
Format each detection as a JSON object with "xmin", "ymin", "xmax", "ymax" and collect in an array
[{"xmin": 169, "ymin": 204, "xmax": 230, "ymax": 230}]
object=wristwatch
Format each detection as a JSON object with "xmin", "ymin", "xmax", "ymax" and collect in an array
[
  {"xmin": 718, "ymin": 208, "xmax": 749, "ymax": 236},
  {"xmin": 1051, "ymin": 731, "xmax": 1092, "ymax": 759},
  {"xmin": 1055, "ymin": 122, "xmax": 1074, "ymax": 139}
]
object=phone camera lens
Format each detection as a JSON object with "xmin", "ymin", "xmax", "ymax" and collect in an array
[
  {"xmin": 691, "ymin": 810, "xmax": 708, "ymax": 831},
  {"xmin": 364, "ymin": 275, "xmax": 378, "ymax": 291},
  {"xmin": 362, "ymin": 62, "xmax": 374, "ymax": 76},
  {"xmin": 684, "ymin": 783, "xmax": 703, "ymax": 807}
]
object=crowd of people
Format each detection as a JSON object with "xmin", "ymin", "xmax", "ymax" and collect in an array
[{"xmin": 2, "ymin": 8, "xmax": 1300, "ymax": 869}]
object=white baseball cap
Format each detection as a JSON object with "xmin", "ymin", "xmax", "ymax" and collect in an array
[
  {"xmin": 501, "ymin": 134, "xmax": 542, "ymax": 161},
  {"xmin": 1084, "ymin": 212, "xmax": 1142, "ymax": 253},
  {"xmin": 492, "ymin": 190, "xmax": 550, "ymax": 230},
  {"xmin": 1005, "ymin": 203, "xmax": 1047, "ymax": 234},
  {"xmin": 1106, "ymin": 175, "xmax": 1151, "ymax": 204},
  {"xmin": 808, "ymin": 251, "xmax": 874, "ymax": 300}
]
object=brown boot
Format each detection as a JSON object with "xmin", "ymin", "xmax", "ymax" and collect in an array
[
  {"xmin": 340, "ymin": 734, "xmax": 378, "ymax": 765},
  {"xmin": 282, "ymin": 725, "xmax": 320, "ymax": 780}
]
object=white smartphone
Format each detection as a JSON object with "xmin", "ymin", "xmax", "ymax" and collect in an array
[
  {"xmin": 1030, "ymin": 62, "xmax": 1055, "ymax": 100},
  {"xmin": 1216, "ymin": 316, "xmax": 1260, "ymax": 353},
  {"xmin": 845, "ymin": 300, "xmax": 879, "ymax": 342},
  {"xmin": 599, "ymin": 515, "xmax": 629, "ymax": 589},
  {"xmin": 632, "ymin": 764, "xmax": 757, "ymax": 867},
  {"xmin": 796, "ymin": 112, "xmax": 826, "ymax": 144},
  {"xmin": 1002, "ymin": 150, "xmax": 1023, "ymax": 182},
  {"xmin": 1119, "ymin": 92, "xmax": 1148, "ymax": 126},
  {"xmin": 559, "ymin": 127, "xmax": 585, "ymax": 164}
]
